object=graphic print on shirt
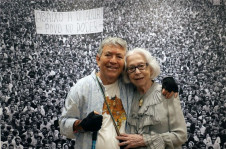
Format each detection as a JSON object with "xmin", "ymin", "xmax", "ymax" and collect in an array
[{"xmin": 102, "ymin": 95, "xmax": 126, "ymax": 130}]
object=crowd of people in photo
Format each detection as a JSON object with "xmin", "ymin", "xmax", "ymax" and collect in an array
[{"xmin": 0, "ymin": 0, "xmax": 225, "ymax": 148}]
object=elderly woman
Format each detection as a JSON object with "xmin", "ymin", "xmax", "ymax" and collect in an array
[{"xmin": 117, "ymin": 48, "xmax": 187, "ymax": 149}]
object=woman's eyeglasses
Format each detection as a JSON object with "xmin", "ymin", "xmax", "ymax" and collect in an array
[{"xmin": 127, "ymin": 63, "xmax": 148, "ymax": 73}]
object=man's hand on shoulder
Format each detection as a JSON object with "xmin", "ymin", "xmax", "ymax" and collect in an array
[{"xmin": 162, "ymin": 77, "xmax": 178, "ymax": 99}]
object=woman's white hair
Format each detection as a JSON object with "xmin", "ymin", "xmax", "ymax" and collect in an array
[{"xmin": 123, "ymin": 48, "xmax": 161, "ymax": 83}]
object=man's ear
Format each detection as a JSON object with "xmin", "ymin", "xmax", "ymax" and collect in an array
[{"xmin": 96, "ymin": 54, "xmax": 100, "ymax": 67}]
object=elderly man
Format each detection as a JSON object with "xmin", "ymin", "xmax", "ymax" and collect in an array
[{"xmin": 59, "ymin": 37, "xmax": 178, "ymax": 149}]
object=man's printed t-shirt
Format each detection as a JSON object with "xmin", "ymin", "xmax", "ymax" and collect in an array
[{"xmin": 96, "ymin": 80, "xmax": 126, "ymax": 149}]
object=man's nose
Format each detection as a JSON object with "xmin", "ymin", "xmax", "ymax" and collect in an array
[{"xmin": 110, "ymin": 56, "xmax": 117, "ymax": 63}]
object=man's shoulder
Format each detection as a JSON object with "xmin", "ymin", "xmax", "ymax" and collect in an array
[
  {"xmin": 76, "ymin": 73, "xmax": 95, "ymax": 85},
  {"xmin": 70, "ymin": 72, "xmax": 96, "ymax": 91}
]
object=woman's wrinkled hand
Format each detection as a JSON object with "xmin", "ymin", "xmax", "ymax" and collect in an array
[{"xmin": 116, "ymin": 133, "xmax": 146, "ymax": 149}]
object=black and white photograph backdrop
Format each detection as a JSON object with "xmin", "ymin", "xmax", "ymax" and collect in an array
[{"xmin": 0, "ymin": 0, "xmax": 226, "ymax": 148}]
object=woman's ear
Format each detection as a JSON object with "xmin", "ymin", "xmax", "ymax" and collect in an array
[{"xmin": 149, "ymin": 66, "xmax": 154, "ymax": 79}]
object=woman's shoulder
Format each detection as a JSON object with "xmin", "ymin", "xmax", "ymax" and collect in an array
[
  {"xmin": 144, "ymin": 82, "xmax": 163, "ymax": 105},
  {"xmin": 152, "ymin": 82, "xmax": 162, "ymax": 92}
]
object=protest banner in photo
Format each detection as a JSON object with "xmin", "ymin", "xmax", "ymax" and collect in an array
[{"xmin": 34, "ymin": 7, "xmax": 103, "ymax": 35}]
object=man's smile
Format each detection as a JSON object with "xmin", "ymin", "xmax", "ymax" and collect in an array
[{"xmin": 106, "ymin": 65, "xmax": 119, "ymax": 71}]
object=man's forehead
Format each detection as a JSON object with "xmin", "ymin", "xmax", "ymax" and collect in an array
[
  {"xmin": 104, "ymin": 49, "xmax": 126, "ymax": 54},
  {"xmin": 103, "ymin": 44, "xmax": 126, "ymax": 51}
]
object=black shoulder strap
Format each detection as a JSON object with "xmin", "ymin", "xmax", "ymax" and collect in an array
[{"xmin": 95, "ymin": 75, "xmax": 121, "ymax": 136}]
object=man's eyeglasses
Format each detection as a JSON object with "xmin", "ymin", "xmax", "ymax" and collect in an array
[{"xmin": 127, "ymin": 63, "xmax": 148, "ymax": 73}]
